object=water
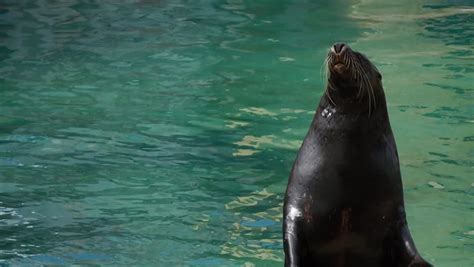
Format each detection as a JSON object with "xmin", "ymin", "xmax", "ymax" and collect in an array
[{"xmin": 0, "ymin": 0, "xmax": 472, "ymax": 266}]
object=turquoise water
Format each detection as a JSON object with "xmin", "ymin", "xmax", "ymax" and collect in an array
[{"xmin": 0, "ymin": 0, "xmax": 472, "ymax": 266}]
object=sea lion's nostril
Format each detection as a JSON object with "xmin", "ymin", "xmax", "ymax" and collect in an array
[{"xmin": 333, "ymin": 43, "xmax": 346, "ymax": 54}]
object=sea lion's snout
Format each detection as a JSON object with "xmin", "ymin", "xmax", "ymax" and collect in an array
[
  {"xmin": 329, "ymin": 43, "xmax": 350, "ymax": 75},
  {"xmin": 331, "ymin": 43, "xmax": 347, "ymax": 54}
]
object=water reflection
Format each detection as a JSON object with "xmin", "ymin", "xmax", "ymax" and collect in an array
[{"xmin": 222, "ymin": 188, "xmax": 282, "ymax": 262}]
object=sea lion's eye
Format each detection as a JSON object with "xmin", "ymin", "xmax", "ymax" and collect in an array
[{"xmin": 377, "ymin": 73, "xmax": 382, "ymax": 80}]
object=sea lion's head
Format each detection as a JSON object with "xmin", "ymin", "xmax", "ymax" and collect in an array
[{"xmin": 325, "ymin": 43, "xmax": 383, "ymax": 111}]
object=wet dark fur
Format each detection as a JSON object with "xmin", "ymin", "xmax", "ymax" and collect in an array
[{"xmin": 283, "ymin": 44, "xmax": 432, "ymax": 267}]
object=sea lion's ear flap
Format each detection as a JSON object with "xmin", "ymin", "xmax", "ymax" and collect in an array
[{"xmin": 377, "ymin": 73, "xmax": 382, "ymax": 80}]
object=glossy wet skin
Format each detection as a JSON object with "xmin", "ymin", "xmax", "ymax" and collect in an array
[{"xmin": 283, "ymin": 43, "xmax": 432, "ymax": 267}]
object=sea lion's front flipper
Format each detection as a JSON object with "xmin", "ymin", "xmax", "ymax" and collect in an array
[
  {"xmin": 394, "ymin": 224, "xmax": 433, "ymax": 267},
  {"xmin": 408, "ymin": 258, "xmax": 433, "ymax": 267},
  {"xmin": 283, "ymin": 222, "xmax": 301, "ymax": 266},
  {"xmin": 283, "ymin": 207, "xmax": 305, "ymax": 267}
]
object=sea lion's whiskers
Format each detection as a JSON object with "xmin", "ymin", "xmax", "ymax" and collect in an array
[
  {"xmin": 354, "ymin": 67, "xmax": 364, "ymax": 99},
  {"xmin": 321, "ymin": 56, "xmax": 330, "ymax": 83},
  {"xmin": 325, "ymin": 57, "xmax": 331, "ymax": 80},
  {"xmin": 325, "ymin": 55, "xmax": 333, "ymax": 77},
  {"xmin": 354, "ymin": 61, "xmax": 365, "ymax": 99},
  {"xmin": 369, "ymin": 77, "xmax": 376, "ymax": 111},
  {"xmin": 351, "ymin": 58, "xmax": 365, "ymax": 102},
  {"xmin": 323, "ymin": 55, "xmax": 336, "ymax": 106},
  {"xmin": 366, "ymin": 77, "xmax": 375, "ymax": 115},
  {"xmin": 326, "ymin": 81, "xmax": 337, "ymax": 106},
  {"xmin": 361, "ymin": 64, "xmax": 376, "ymax": 113},
  {"xmin": 356, "ymin": 66, "xmax": 364, "ymax": 94},
  {"xmin": 360, "ymin": 70, "xmax": 371, "ymax": 116},
  {"xmin": 365, "ymin": 92, "xmax": 371, "ymax": 116},
  {"xmin": 353, "ymin": 60, "xmax": 373, "ymax": 115},
  {"xmin": 368, "ymin": 63, "xmax": 378, "ymax": 111},
  {"xmin": 362, "ymin": 70, "xmax": 373, "ymax": 116},
  {"xmin": 349, "ymin": 56, "xmax": 357, "ymax": 80}
]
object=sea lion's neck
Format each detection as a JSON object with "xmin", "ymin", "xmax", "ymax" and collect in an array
[
  {"xmin": 313, "ymin": 93, "xmax": 393, "ymax": 139},
  {"xmin": 322, "ymin": 85, "xmax": 388, "ymax": 116}
]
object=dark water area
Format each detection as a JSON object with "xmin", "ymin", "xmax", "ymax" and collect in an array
[{"xmin": 0, "ymin": 0, "xmax": 472, "ymax": 266}]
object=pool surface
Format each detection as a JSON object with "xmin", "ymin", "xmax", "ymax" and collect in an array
[{"xmin": 0, "ymin": 0, "xmax": 473, "ymax": 266}]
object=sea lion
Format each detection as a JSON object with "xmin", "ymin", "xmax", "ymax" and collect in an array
[{"xmin": 283, "ymin": 43, "xmax": 432, "ymax": 267}]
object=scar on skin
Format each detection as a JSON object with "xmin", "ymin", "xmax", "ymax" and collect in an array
[
  {"xmin": 287, "ymin": 206, "xmax": 302, "ymax": 221},
  {"xmin": 340, "ymin": 208, "xmax": 352, "ymax": 233}
]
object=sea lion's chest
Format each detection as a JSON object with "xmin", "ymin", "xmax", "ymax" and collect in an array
[
  {"xmin": 293, "ymin": 110, "xmax": 399, "ymax": 191},
  {"xmin": 288, "ymin": 110, "xmax": 404, "ymax": 232}
]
